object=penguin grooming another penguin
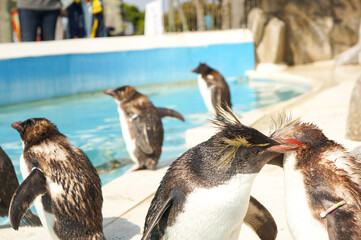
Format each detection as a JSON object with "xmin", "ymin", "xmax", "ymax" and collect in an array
[
  {"xmin": 269, "ymin": 120, "xmax": 361, "ymax": 240},
  {"xmin": 142, "ymin": 107, "xmax": 294, "ymax": 240},
  {"xmin": 191, "ymin": 63, "xmax": 232, "ymax": 116},
  {"xmin": 104, "ymin": 86, "xmax": 185, "ymax": 171},
  {"xmin": 0, "ymin": 146, "xmax": 41, "ymax": 227},
  {"xmin": 10, "ymin": 118, "xmax": 105, "ymax": 239}
]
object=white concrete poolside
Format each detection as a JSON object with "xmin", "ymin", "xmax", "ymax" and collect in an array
[{"xmin": 1, "ymin": 60, "xmax": 361, "ymax": 239}]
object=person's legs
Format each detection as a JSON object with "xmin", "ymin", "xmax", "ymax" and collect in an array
[
  {"xmin": 76, "ymin": 3, "xmax": 86, "ymax": 38},
  {"xmin": 67, "ymin": 3, "xmax": 77, "ymax": 38},
  {"xmin": 18, "ymin": 8, "xmax": 39, "ymax": 42},
  {"xmin": 68, "ymin": 3, "xmax": 85, "ymax": 38},
  {"xmin": 92, "ymin": 12, "xmax": 105, "ymax": 37},
  {"xmin": 40, "ymin": 9, "xmax": 60, "ymax": 41}
]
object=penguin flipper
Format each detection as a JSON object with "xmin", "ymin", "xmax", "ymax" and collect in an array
[
  {"xmin": 9, "ymin": 169, "xmax": 47, "ymax": 230},
  {"xmin": 0, "ymin": 202, "xmax": 8, "ymax": 216},
  {"xmin": 0, "ymin": 146, "xmax": 20, "ymax": 216},
  {"xmin": 132, "ymin": 117, "xmax": 154, "ymax": 154},
  {"xmin": 244, "ymin": 196, "xmax": 278, "ymax": 240},
  {"xmin": 211, "ymin": 86, "xmax": 222, "ymax": 109},
  {"xmin": 267, "ymin": 154, "xmax": 284, "ymax": 168},
  {"xmin": 211, "ymin": 87, "xmax": 231, "ymax": 114},
  {"xmin": 156, "ymin": 107, "xmax": 185, "ymax": 122},
  {"xmin": 141, "ymin": 194, "xmax": 173, "ymax": 240}
]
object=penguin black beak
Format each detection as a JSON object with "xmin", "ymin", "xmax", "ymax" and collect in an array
[
  {"xmin": 267, "ymin": 138, "xmax": 305, "ymax": 153},
  {"xmin": 11, "ymin": 121, "xmax": 23, "ymax": 131},
  {"xmin": 104, "ymin": 89, "xmax": 114, "ymax": 96}
]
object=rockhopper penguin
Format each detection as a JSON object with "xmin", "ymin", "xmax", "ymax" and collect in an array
[
  {"xmin": 104, "ymin": 86, "xmax": 185, "ymax": 171},
  {"xmin": 142, "ymin": 107, "xmax": 293, "ymax": 240},
  {"xmin": 269, "ymin": 121, "xmax": 361, "ymax": 240},
  {"xmin": 191, "ymin": 63, "xmax": 232, "ymax": 116},
  {"xmin": 0, "ymin": 146, "xmax": 41, "ymax": 226},
  {"xmin": 10, "ymin": 118, "xmax": 104, "ymax": 240}
]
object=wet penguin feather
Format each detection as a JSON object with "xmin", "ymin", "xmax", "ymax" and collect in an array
[
  {"xmin": 269, "ymin": 111, "xmax": 300, "ymax": 135},
  {"xmin": 211, "ymin": 104, "xmax": 241, "ymax": 128}
]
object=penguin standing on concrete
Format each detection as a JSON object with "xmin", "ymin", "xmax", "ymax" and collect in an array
[
  {"xmin": 192, "ymin": 63, "xmax": 232, "ymax": 116},
  {"xmin": 142, "ymin": 107, "xmax": 291, "ymax": 240},
  {"xmin": 10, "ymin": 118, "xmax": 104, "ymax": 239},
  {"xmin": 269, "ymin": 121, "xmax": 361, "ymax": 240},
  {"xmin": 0, "ymin": 146, "xmax": 41, "ymax": 226},
  {"xmin": 104, "ymin": 86, "xmax": 185, "ymax": 171}
]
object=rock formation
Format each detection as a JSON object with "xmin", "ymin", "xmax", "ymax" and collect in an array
[
  {"xmin": 346, "ymin": 75, "xmax": 361, "ymax": 141},
  {"xmin": 249, "ymin": 0, "xmax": 361, "ymax": 65},
  {"xmin": 257, "ymin": 17, "xmax": 285, "ymax": 63},
  {"xmin": 247, "ymin": 7, "xmax": 267, "ymax": 47}
]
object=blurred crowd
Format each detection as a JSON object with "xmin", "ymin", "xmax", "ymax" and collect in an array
[{"xmin": 15, "ymin": 0, "xmax": 106, "ymax": 42}]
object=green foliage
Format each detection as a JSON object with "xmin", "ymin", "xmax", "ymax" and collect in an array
[
  {"xmin": 164, "ymin": 1, "xmax": 222, "ymax": 32},
  {"xmin": 122, "ymin": 3, "xmax": 145, "ymax": 35},
  {"xmin": 11, "ymin": 0, "xmax": 16, "ymax": 10},
  {"xmin": 136, "ymin": 11, "xmax": 145, "ymax": 35}
]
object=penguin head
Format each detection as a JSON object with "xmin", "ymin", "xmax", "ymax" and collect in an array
[
  {"xmin": 212, "ymin": 107, "xmax": 298, "ymax": 173},
  {"xmin": 11, "ymin": 118, "xmax": 62, "ymax": 146},
  {"xmin": 191, "ymin": 62, "xmax": 212, "ymax": 75},
  {"xmin": 104, "ymin": 85, "xmax": 137, "ymax": 104},
  {"xmin": 268, "ymin": 121, "xmax": 317, "ymax": 153}
]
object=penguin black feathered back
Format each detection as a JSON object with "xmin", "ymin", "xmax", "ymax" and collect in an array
[{"xmin": 0, "ymin": 146, "xmax": 41, "ymax": 226}]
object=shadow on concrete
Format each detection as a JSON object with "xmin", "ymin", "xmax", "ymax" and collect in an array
[{"xmin": 104, "ymin": 217, "xmax": 141, "ymax": 240}]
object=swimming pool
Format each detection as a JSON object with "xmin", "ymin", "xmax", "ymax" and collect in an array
[
  {"xmin": 0, "ymin": 77, "xmax": 309, "ymax": 226},
  {"xmin": 0, "ymin": 78, "xmax": 309, "ymax": 186}
]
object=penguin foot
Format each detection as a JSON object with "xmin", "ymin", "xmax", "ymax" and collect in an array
[{"xmin": 125, "ymin": 163, "xmax": 146, "ymax": 173}]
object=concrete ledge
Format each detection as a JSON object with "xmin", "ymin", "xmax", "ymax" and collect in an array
[{"xmin": 0, "ymin": 30, "xmax": 253, "ymax": 60}]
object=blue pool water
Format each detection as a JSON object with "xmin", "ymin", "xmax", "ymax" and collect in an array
[
  {"xmin": 0, "ymin": 78, "xmax": 309, "ymax": 225},
  {"xmin": 0, "ymin": 78, "xmax": 309, "ymax": 186}
]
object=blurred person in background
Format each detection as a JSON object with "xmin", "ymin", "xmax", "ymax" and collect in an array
[
  {"xmin": 67, "ymin": 0, "xmax": 86, "ymax": 38},
  {"xmin": 17, "ymin": 0, "xmax": 62, "ymax": 41},
  {"xmin": 90, "ymin": 0, "xmax": 106, "ymax": 37}
]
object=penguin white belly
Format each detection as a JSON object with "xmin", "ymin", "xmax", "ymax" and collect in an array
[
  {"xmin": 20, "ymin": 155, "xmax": 59, "ymax": 240},
  {"xmin": 198, "ymin": 75, "xmax": 216, "ymax": 115},
  {"xmin": 19, "ymin": 154, "xmax": 29, "ymax": 179},
  {"xmin": 118, "ymin": 108, "xmax": 137, "ymax": 163},
  {"xmin": 283, "ymin": 152, "xmax": 328, "ymax": 240},
  {"xmin": 33, "ymin": 197, "xmax": 58, "ymax": 239},
  {"xmin": 164, "ymin": 173, "xmax": 257, "ymax": 240}
]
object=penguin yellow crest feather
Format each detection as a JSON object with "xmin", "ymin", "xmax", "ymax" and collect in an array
[{"xmin": 211, "ymin": 105, "xmax": 256, "ymax": 168}]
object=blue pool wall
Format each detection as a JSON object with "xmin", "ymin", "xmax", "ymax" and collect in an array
[{"xmin": 0, "ymin": 29, "xmax": 255, "ymax": 107}]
